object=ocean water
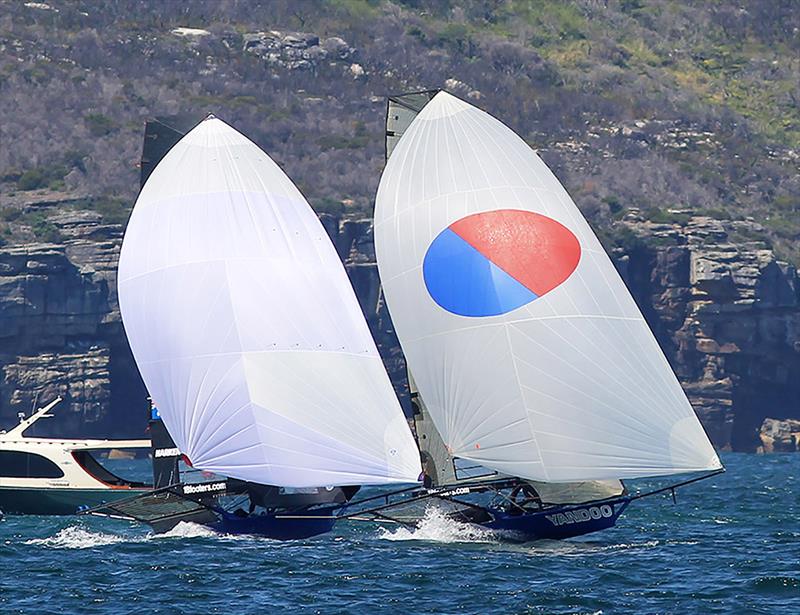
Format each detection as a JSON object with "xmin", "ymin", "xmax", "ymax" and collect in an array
[{"xmin": 1, "ymin": 453, "xmax": 797, "ymax": 614}]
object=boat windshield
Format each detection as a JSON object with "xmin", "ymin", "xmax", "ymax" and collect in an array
[{"xmin": 71, "ymin": 450, "xmax": 151, "ymax": 488}]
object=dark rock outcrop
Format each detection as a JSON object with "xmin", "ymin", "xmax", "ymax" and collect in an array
[
  {"xmin": 617, "ymin": 214, "xmax": 800, "ymax": 450},
  {"xmin": 1, "ymin": 347, "xmax": 111, "ymax": 436},
  {"xmin": 243, "ymin": 30, "xmax": 357, "ymax": 74},
  {"xmin": 758, "ymin": 418, "xmax": 800, "ymax": 453}
]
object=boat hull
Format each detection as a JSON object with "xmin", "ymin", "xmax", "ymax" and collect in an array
[
  {"xmin": 0, "ymin": 486, "xmax": 152, "ymax": 516},
  {"xmin": 207, "ymin": 507, "xmax": 339, "ymax": 540},
  {"xmin": 479, "ymin": 498, "xmax": 632, "ymax": 541}
]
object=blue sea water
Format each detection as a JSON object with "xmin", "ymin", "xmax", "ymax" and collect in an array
[{"xmin": 1, "ymin": 453, "xmax": 798, "ymax": 614}]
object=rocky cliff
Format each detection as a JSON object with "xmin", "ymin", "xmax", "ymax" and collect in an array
[
  {"xmin": 615, "ymin": 213, "xmax": 800, "ymax": 451},
  {"xmin": 0, "ymin": 192, "xmax": 145, "ymax": 436},
  {"xmin": 1, "ymin": 190, "xmax": 797, "ymax": 449}
]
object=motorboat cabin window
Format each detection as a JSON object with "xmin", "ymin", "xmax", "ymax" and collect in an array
[
  {"xmin": 0, "ymin": 450, "xmax": 65, "ymax": 478},
  {"xmin": 71, "ymin": 450, "xmax": 150, "ymax": 488}
]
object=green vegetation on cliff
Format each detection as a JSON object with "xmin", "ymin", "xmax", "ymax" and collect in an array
[{"xmin": 0, "ymin": 0, "xmax": 798, "ymax": 260}]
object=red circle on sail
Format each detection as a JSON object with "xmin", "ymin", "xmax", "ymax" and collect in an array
[{"xmin": 449, "ymin": 210, "xmax": 581, "ymax": 297}]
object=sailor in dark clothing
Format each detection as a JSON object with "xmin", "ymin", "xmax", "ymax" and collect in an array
[
  {"xmin": 341, "ymin": 485, "xmax": 361, "ymax": 501},
  {"xmin": 507, "ymin": 483, "xmax": 542, "ymax": 514},
  {"xmin": 247, "ymin": 484, "xmax": 264, "ymax": 515}
]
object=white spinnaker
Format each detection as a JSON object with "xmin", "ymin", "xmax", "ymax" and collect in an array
[
  {"xmin": 374, "ymin": 92, "xmax": 721, "ymax": 481},
  {"xmin": 119, "ymin": 116, "xmax": 421, "ymax": 487}
]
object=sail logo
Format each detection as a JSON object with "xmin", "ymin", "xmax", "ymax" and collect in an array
[
  {"xmin": 545, "ymin": 504, "xmax": 613, "ymax": 526},
  {"xmin": 423, "ymin": 210, "xmax": 581, "ymax": 317}
]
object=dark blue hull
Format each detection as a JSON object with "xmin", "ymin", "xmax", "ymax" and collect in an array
[
  {"xmin": 207, "ymin": 507, "xmax": 339, "ymax": 540},
  {"xmin": 481, "ymin": 497, "xmax": 632, "ymax": 541}
]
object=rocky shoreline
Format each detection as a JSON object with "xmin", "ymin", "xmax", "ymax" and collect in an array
[{"xmin": 758, "ymin": 418, "xmax": 800, "ymax": 453}]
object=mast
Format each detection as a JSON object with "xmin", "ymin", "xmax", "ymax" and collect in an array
[
  {"xmin": 139, "ymin": 120, "xmax": 186, "ymax": 488},
  {"xmin": 384, "ymin": 91, "xmax": 454, "ymax": 485},
  {"xmin": 139, "ymin": 119, "xmax": 185, "ymax": 188}
]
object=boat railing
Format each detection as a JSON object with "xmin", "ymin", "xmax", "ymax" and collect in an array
[{"xmin": 1, "ymin": 397, "xmax": 63, "ymax": 439}]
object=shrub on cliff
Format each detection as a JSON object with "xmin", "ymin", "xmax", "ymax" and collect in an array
[
  {"xmin": 1, "ymin": 0, "xmax": 797, "ymax": 261},
  {"xmin": 84, "ymin": 113, "xmax": 116, "ymax": 137},
  {"xmin": 88, "ymin": 197, "xmax": 131, "ymax": 226},
  {"xmin": 14, "ymin": 154, "xmax": 84, "ymax": 192},
  {"xmin": 27, "ymin": 212, "xmax": 63, "ymax": 243},
  {"xmin": 17, "ymin": 169, "xmax": 48, "ymax": 191}
]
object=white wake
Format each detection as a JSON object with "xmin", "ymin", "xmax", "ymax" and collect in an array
[
  {"xmin": 24, "ymin": 521, "xmax": 232, "ymax": 549},
  {"xmin": 378, "ymin": 505, "xmax": 496, "ymax": 543},
  {"xmin": 25, "ymin": 526, "xmax": 129, "ymax": 549},
  {"xmin": 154, "ymin": 521, "xmax": 220, "ymax": 539}
]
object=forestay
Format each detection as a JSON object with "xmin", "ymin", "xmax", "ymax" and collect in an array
[
  {"xmin": 119, "ymin": 116, "xmax": 421, "ymax": 487},
  {"xmin": 374, "ymin": 92, "xmax": 721, "ymax": 482}
]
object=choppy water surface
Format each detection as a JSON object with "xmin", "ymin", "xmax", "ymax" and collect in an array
[{"xmin": 1, "ymin": 453, "xmax": 798, "ymax": 614}]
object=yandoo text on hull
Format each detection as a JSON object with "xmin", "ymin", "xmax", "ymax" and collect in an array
[
  {"xmin": 358, "ymin": 90, "xmax": 724, "ymax": 541},
  {"xmin": 84, "ymin": 115, "xmax": 422, "ymax": 539}
]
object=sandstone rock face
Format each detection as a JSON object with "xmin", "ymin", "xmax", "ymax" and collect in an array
[
  {"xmin": 1, "ymin": 347, "xmax": 111, "ymax": 436},
  {"xmin": 0, "ymin": 202, "xmax": 146, "ymax": 437},
  {"xmin": 1, "ymin": 196, "xmax": 798, "ymax": 450},
  {"xmin": 758, "ymin": 418, "xmax": 800, "ymax": 453},
  {"xmin": 619, "ymin": 214, "xmax": 800, "ymax": 451}
]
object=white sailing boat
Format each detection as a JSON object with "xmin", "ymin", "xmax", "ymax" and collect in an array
[
  {"xmin": 88, "ymin": 115, "xmax": 421, "ymax": 538},
  {"xmin": 366, "ymin": 90, "xmax": 722, "ymax": 540}
]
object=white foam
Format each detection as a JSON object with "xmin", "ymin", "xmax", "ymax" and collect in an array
[
  {"xmin": 23, "ymin": 521, "xmax": 233, "ymax": 550},
  {"xmin": 25, "ymin": 526, "xmax": 128, "ymax": 550},
  {"xmin": 378, "ymin": 506, "xmax": 496, "ymax": 543},
  {"xmin": 154, "ymin": 521, "xmax": 220, "ymax": 539}
]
